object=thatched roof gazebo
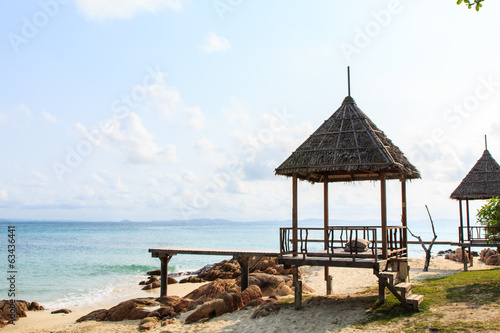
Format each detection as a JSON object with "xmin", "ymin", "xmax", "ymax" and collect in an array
[
  {"xmin": 274, "ymin": 83, "xmax": 423, "ymax": 309},
  {"xmin": 450, "ymin": 140, "xmax": 500, "ymax": 270},
  {"xmin": 275, "ymin": 90, "xmax": 420, "ymax": 264}
]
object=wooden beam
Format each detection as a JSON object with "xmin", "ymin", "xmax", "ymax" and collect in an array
[
  {"xmin": 292, "ymin": 173, "xmax": 298, "ymax": 256},
  {"xmin": 381, "ymin": 173, "xmax": 388, "ymax": 259},
  {"xmin": 458, "ymin": 200, "xmax": 467, "ymax": 272},
  {"xmin": 293, "ymin": 266, "xmax": 302, "ymax": 310},
  {"xmin": 323, "ymin": 177, "xmax": 330, "ymax": 291},
  {"xmin": 466, "ymin": 200, "xmax": 470, "ymax": 241},
  {"xmin": 401, "ymin": 178, "xmax": 408, "ymax": 253},
  {"xmin": 160, "ymin": 255, "xmax": 173, "ymax": 297},
  {"xmin": 237, "ymin": 256, "xmax": 250, "ymax": 291}
]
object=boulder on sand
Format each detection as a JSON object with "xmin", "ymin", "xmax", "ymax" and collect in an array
[{"xmin": 77, "ymin": 298, "xmax": 159, "ymax": 322}]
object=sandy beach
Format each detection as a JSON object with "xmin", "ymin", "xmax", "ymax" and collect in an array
[{"xmin": 6, "ymin": 257, "xmax": 498, "ymax": 333}]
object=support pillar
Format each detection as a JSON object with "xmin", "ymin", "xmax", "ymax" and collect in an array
[
  {"xmin": 401, "ymin": 178, "xmax": 408, "ymax": 253},
  {"xmin": 237, "ymin": 256, "xmax": 250, "ymax": 291},
  {"xmin": 293, "ymin": 266, "xmax": 302, "ymax": 310},
  {"xmin": 160, "ymin": 255, "xmax": 173, "ymax": 297},
  {"xmin": 459, "ymin": 200, "xmax": 468, "ymax": 272},
  {"xmin": 292, "ymin": 173, "xmax": 298, "ymax": 256},
  {"xmin": 380, "ymin": 173, "xmax": 388, "ymax": 259},
  {"xmin": 323, "ymin": 177, "xmax": 330, "ymax": 293}
]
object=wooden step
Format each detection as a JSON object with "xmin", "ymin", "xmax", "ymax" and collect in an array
[
  {"xmin": 379, "ymin": 271, "xmax": 400, "ymax": 285},
  {"xmin": 406, "ymin": 294, "xmax": 424, "ymax": 310},
  {"xmin": 394, "ymin": 282, "xmax": 412, "ymax": 298}
]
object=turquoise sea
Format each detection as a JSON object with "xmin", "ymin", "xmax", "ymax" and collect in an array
[{"xmin": 0, "ymin": 218, "xmax": 460, "ymax": 309}]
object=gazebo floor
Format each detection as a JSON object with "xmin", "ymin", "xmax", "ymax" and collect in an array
[{"xmin": 279, "ymin": 253, "xmax": 391, "ymax": 270}]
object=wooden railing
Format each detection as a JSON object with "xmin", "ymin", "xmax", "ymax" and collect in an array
[
  {"xmin": 460, "ymin": 226, "xmax": 500, "ymax": 243},
  {"xmin": 279, "ymin": 226, "xmax": 407, "ymax": 261}
]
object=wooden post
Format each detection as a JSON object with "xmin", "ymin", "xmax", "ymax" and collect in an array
[
  {"xmin": 160, "ymin": 255, "xmax": 173, "ymax": 297},
  {"xmin": 292, "ymin": 173, "xmax": 298, "ymax": 256},
  {"xmin": 381, "ymin": 173, "xmax": 388, "ymax": 259},
  {"xmin": 293, "ymin": 266, "xmax": 302, "ymax": 310},
  {"xmin": 464, "ymin": 199, "xmax": 473, "ymax": 267},
  {"xmin": 401, "ymin": 178, "xmax": 407, "ymax": 252},
  {"xmin": 459, "ymin": 200, "xmax": 468, "ymax": 272},
  {"xmin": 237, "ymin": 256, "xmax": 250, "ymax": 291},
  {"xmin": 323, "ymin": 177, "xmax": 330, "ymax": 290}
]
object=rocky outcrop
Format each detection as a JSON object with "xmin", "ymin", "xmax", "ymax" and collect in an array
[
  {"xmin": 179, "ymin": 276, "xmax": 205, "ymax": 283},
  {"xmin": 0, "ymin": 300, "xmax": 44, "ymax": 327},
  {"xmin": 76, "ymin": 298, "xmax": 159, "ymax": 322},
  {"xmin": 251, "ymin": 298, "xmax": 280, "ymax": 319},
  {"xmin": 485, "ymin": 254, "xmax": 500, "ymax": 265},
  {"xmin": 183, "ymin": 279, "xmax": 239, "ymax": 303},
  {"xmin": 480, "ymin": 248, "xmax": 500, "ymax": 265},
  {"xmin": 445, "ymin": 248, "xmax": 471, "ymax": 263},
  {"xmin": 197, "ymin": 257, "xmax": 301, "ymax": 281},
  {"xmin": 140, "ymin": 276, "xmax": 177, "ymax": 290},
  {"xmin": 185, "ymin": 298, "xmax": 227, "ymax": 324}
]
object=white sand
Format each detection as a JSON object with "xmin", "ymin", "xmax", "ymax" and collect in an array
[{"xmin": 7, "ymin": 257, "xmax": 498, "ymax": 333}]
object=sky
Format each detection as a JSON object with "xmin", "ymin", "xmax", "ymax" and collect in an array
[{"xmin": 1, "ymin": 0, "xmax": 500, "ymax": 223}]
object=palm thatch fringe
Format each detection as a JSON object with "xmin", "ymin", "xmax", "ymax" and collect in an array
[
  {"xmin": 450, "ymin": 149, "xmax": 500, "ymax": 200},
  {"xmin": 275, "ymin": 96, "xmax": 420, "ymax": 183}
]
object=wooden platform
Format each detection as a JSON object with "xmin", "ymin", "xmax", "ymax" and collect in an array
[{"xmin": 149, "ymin": 247, "xmax": 280, "ymax": 258}]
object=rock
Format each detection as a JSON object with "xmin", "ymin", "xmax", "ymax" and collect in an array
[
  {"xmin": 242, "ymin": 298, "xmax": 264, "ymax": 308},
  {"xmin": 184, "ymin": 279, "xmax": 238, "ymax": 303},
  {"xmin": 0, "ymin": 300, "xmax": 31, "ymax": 323},
  {"xmin": 185, "ymin": 299, "xmax": 227, "ymax": 324},
  {"xmin": 455, "ymin": 247, "xmax": 471, "ymax": 263},
  {"xmin": 219, "ymin": 292, "xmax": 243, "ymax": 312},
  {"xmin": 173, "ymin": 298, "xmax": 192, "ymax": 313},
  {"xmin": 240, "ymin": 285, "xmax": 263, "ymax": 305},
  {"xmin": 247, "ymin": 273, "xmax": 292, "ymax": 296},
  {"xmin": 251, "ymin": 300, "xmax": 280, "ymax": 319},
  {"xmin": 28, "ymin": 302, "xmax": 44, "ymax": 311},
  {"xmin": 142, "ymin": 281, "xmax": 161, "ymax": 290},
  {"xmin": 77, "ymin": 298, "xmax": 159, "ymax": 322},
  {"xmin": 76, "ymin": 309, "xmax": 108, "ymax": 322},
  {"xmin": 148, "ymin": 306, "xmax": 177, "ymax": 319},
  {"xmin": 167, "ymin": 277, "xmax": 178, "ymax": 284},
  {"xmin": 161, "ymin": 318, "xmax": 176, "ymax": 325},
  {"xmin": 198, "ymin": 259, "xmax": 241, "ymax": 281},
  {"xmin": 147, "ymin": 269, "xmax": 161, "ymax": 276},
  {"xmin": 485, "ymin": 254, "xmax": 500, "ymax": 266},
  {"xmin": 179, "ymin": 276, "xmax": 205, "ymax": 284},
  {"xmin": 155, "ymin": 296, "xmax": 180, "ymax": 307},
  {"xmin": 51, "ymin": 309, "xmax": 72, "ymax": 314},
  {"xmin": 481, "ymin": 248, "xmax": 497, "ymax": 263},
  {"xmin": 139, "ymin": 317, "xmax": 158, "ymax": 330}
]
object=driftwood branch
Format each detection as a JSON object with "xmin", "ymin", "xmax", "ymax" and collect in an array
[{"xmin": 407, "ymin": 205, "xmax": 438, "ymax": 271}]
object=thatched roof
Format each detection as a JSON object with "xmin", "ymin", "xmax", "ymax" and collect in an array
[
  {"xmin": 275, "ymin": 96, "xmax": 420, "ymax": 183},
  {"xmin": 450, "ymin": 149, "xmax": 500, "ymax": 200}
]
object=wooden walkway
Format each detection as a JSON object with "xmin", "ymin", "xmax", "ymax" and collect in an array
[{"xmin": 149, "ymin": 247, "xmax": 280, "ymax": 297}]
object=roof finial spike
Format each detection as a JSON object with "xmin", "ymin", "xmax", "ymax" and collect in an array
[
  {"xmin": 347, "ymin": 66, "xmax": 351, "ymax": 97},
  {"xmin": 485, "ymin": 134, "xmax": 488, "ymax": 150}
]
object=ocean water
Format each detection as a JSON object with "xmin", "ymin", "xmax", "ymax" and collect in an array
[{"xmin": 0, "ymin": 218, "xmax": 461, "ymax": 309}]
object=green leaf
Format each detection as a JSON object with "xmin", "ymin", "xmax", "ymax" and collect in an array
[{"xmin": 457, "ymin": 0, "xmax": 463, "ymax": 4}]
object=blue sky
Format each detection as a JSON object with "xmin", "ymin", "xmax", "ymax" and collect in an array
[{"xmin": 1, "ymin": 0, "xmax": 500, "ymax": 223}]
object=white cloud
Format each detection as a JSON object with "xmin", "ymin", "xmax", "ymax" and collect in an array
[
  {"xmin": 0, "ymin": 104, "xmax": 31, "ymax": 130},
  {"xmin": 195, "ymin": 137, "xmax": 216, "ymax": 152},
  {"xmin": 75, "ymin": 0, "xmax": 182, "ymax": 20},
  {"xmin": 199, "ymin": 32, "xmax": 231, "ymax": 53},
  {"xmin": 0, "ymin": 189, "xmax": 7, "ymax": 200},
  {"xmin": 41, "ymin": 111, "xmax": 65, "ymax": 125},
  {"xmin": 145, "ymin": 76, "xmax": 206, "ymax": 130},
  {"xmin": 223, "ymin": 97, "xmax": 250, "ymax": 125},
  {"xmin": 77, "ymin": 112, "xmax": 177, "ymax": 165},
  {"xmin": 92, "ymin": 171, "xmax": 129, "ymax": 192}
]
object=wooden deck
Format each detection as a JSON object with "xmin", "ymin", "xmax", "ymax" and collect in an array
[{"xmin": 149, "ymin": 247, "xmax": 280, "ymax": 258}]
